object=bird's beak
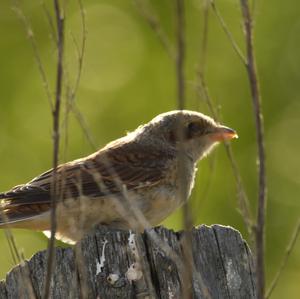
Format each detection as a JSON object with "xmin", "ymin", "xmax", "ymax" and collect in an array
[{"xmin": 207, "ymin": 125, "xmax": 238, "ymax": 142}]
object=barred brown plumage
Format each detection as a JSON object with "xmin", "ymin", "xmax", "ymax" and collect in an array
[{"xmin": 0, "ymin": 110, "xmax": 237, "ymax": 243}]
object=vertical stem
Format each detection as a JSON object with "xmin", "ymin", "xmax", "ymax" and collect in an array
[
  {"xmin": 175, "ymin": 0, "xmax": 185, "ymax": 110},
  {"xmin": 175, "ymin": 1, "xmax": 193, "ymax": 298},
  {"xmin": 266, "ymin": 218, "xmax": 300, "ymax": 298},
  {"xmin": 200, "ymin": 0, "xmax": 209, "ymax": 73},
  {"xmin": 240, "ymin": 1, "xmax": 266, "ymax": 298},
  {"xmin": 44, "ymin": 0, "xmax": 64, "ymax": 298}
]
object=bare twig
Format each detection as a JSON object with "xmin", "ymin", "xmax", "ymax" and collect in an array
[
  {"xmin": 200, "ymin": 0, "xmax": 210, "ymax": 73},
  {"xmin": 12, "ymin": 2, "xmax": 53, "ymax": 110},
  {"xmin": 132, "ymin": 2, "xmax": 211, "ymax": 296},
  {"xmin": 196, "ymin": 72, "xmax": 254, "ymax": 237},
  {"xmin": 266, "ymin": 219, "xmax": 300, "ymax": 299},
  {"xmin": 63, "ymin": 0, "xmax": 96, "ymax": 157},
  {"xmin": 240, "ymin": 0, "xmax": 266, "ymax": 298},
  {"xmin": 0, "ymin": 225, "xmax": 37, "ymax": 298},
  {"xmin": 192, "ymin": 3, "xmax": 217, "ymax": 213},
  {"xmin": 174, "ymin": 1, "xmax": 194, "ymax": 298},
  {"xmin": 175, "ymin": 0, "xmax": 185, "ymax": 110},
  {"xmin": 198, "ymin": 0, "xmax": 255, "ymax": 245},
  {"xmin": 3, "ymin": 227, "xmax": 20, "ymax": 265},
  {"xmin": 224, "ymin": 144, "xmax": 254, "ymax": 234},
  {"xmin": 63, "ymin": 0, "xmax": 96, "ymax": 151},
  {"xmin": 133, "ymin": 0, "xmax": 175, "ymax": 60},
  {"xmin": 41, "ymin": 1, "xmax": 57, "ymax": 45},
  {"xmin": 68, "ymin": 0, "xmax": 86, "ymax": 104},
  {"xmin": 0, "ymin": 203, "xmax": 22, "ymax": 265},
  {"xmin": 72, "ymin": 103, "xmax": 97, "ymax": 148},
  {"xmin": 209, "ymin": 0, "xmax": 247, "ymax": 66},
  {"xmin": 44, "ymin": 1, "xmax": 64, "ymax": 298}
]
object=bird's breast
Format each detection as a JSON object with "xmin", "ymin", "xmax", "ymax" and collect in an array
[
  {"xmin": 139, "ymin": 184, "xmax": 179, "ymax": 226},
  {"xmin": 142, "ymin": 159, "xmax": 197, "ymax": 225}
]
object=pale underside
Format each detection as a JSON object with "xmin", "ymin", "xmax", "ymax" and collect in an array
[
  {"xmin": 0, "ymin": 112, "xmax": 210, "ymax": 244},
  {"xmin": 0, "ymin": 149, "xmax": 196, "ymax": 243},
  {"xmin": 9, "ymin": 184, "xmax": 180, "ymax": 244}
]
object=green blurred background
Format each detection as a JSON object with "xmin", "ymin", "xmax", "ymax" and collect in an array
[{"xmin": 0, "ymin": 0, "xmax": 299, "ymax": 297}]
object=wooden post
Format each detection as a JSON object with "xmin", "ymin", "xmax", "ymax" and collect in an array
[{"xmin": 0, "ymin": 225, "xmax": 256, "ymax": 298}]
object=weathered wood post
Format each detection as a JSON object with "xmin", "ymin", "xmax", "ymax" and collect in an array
[{"xmin": 0, "ymin": 225, "xmax": 256, "ymax": 298}]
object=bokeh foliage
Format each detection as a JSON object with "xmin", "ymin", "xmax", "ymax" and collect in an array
[{"xmin": 0, "ymin": 0, "xmax": 299, "ymax": 297}]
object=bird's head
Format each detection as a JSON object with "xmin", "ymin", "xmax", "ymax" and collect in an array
[{"xmin": 138, "ymin": 110, "xmax": 238, "ymax": 162}]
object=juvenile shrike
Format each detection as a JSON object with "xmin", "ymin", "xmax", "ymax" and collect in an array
[{"xmin": 0, "ymin": 110, "xmax": 237, "ymax": 243}]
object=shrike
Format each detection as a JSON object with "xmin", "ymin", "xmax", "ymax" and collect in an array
[{"xmin": 0, "ymin": 110, "xmax": 237, "ymax": 243}]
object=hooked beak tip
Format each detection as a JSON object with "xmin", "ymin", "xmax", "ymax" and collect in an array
[{"xmin": 208, "ymin": 126, "xmax": 238, "ymax": 141}]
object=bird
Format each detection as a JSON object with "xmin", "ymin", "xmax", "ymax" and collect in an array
[{"xmin": 0, "ymin": 110, "xmax": 237, "ymax": 244}]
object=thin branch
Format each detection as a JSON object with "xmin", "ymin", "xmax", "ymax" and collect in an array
[
  {"xmin": 63, "ymin": 0, "xmax": 96, "ymax": 151},
  {"xmin": 133, "ymin": 0, "xmax": 175, "ymax": 60},
  {"xmin": 4, "ymin": 226, "xmax": 20, "ymax": 265},
  {"xmin": 192, "ymin": 154, "xmax": 217, "ymax": 219},
  {"xmin": 209, "ymin": 0, "xmax": 247, "ymax": 66},
  {"xmin": 240, "ymin": 0, "xmax": 266, "ymax": 298},
  {"xmin": 196, "ymin": 72, "xmax": 254, "ymax": 237},
  {"xmin": 266, "ymin": 219, "xmax": 300, "ymax": 299},
  {"xmin": 174, "ymin": 1, "xmax": 194, "ymax": 298},
  {"xmin": 196, "ymin": 7, "xmax": 247, "ymax": 223},
  {"xmin": 44, "ymin": 0, "xmax": 64, "ymax": 298},
  {"xmin": 0, "ymin": 204, "xmax": 22, "ymax": 265},
  {"xmin": 68, "ymin": 0, "xmax": 86, "ymax": 104},
  {"xmin": 224, "ymin": 144, "xmax": 254, "ymax": 234},
  {"xmin": 12, "ymin": 3, "xmax": 53, "ymax": 110},
  {"xmin": 175, "ymin": 0, "xmax": 185, "ymax": 110},
  {"xmin": 192, "ymin": 2, "xmax": 216, "ymax": 214},
  {"xmin": 133, "ymin": 2, "xmax": 210, "ymax": 296},
  {"xmin": 189, "ymin": 0, "xmax": 213, "ymax": 231},
  {"xmin": 72, "ymin": 103, "xmax": 97, "ymax": 149},
  {"xmin": 0, "ymin": 222, "xmax": 37, "ymax": 298},
  {"xmin": 41, "ymin": 1, "xmax": 57, "ymax": 45},
  {"xmin": 200, "ymin": 0, "xmax": 210, "ymax": 73},
  {"xmin": 193, "ymin": 0, "xmax": 253, "ymax": 243}
]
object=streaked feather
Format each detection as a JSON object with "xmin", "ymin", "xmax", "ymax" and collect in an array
[{"xmin": 0, "ymin": 140, "xmax": 175, "ymax": 224}]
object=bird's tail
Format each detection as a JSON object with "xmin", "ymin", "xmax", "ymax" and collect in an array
[
  {"xmin": 0, "ymin": 192, "xmax": 27, "ymax": 227},
  {"xmin": 0, "ymin": 193, "xmax": 13, "ymax": 226},
  {"xmin": 0, "ymin": 193, "xmax": 50, "ymax": 231},
  {"xmin": 0, "ymin": 192, "xmax": 7, "ymax": 199}
]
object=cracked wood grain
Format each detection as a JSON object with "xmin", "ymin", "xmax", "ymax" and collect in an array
[{"xmin": 0, "ymin": 225, "xmax": 256, "ymax": 299}]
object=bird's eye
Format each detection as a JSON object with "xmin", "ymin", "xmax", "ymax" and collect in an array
[
  {"xmin": 167, "ymin": 122, "xmax": 204, "ymax": 143},
  {"xmin": 187, "ymin": 122, "xmax": 202, "ymax": 136}
]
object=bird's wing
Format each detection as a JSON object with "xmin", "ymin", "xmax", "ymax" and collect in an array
[{"xmin": 0, "ymin": 143, "xmax": 174, "ymax": 223}]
